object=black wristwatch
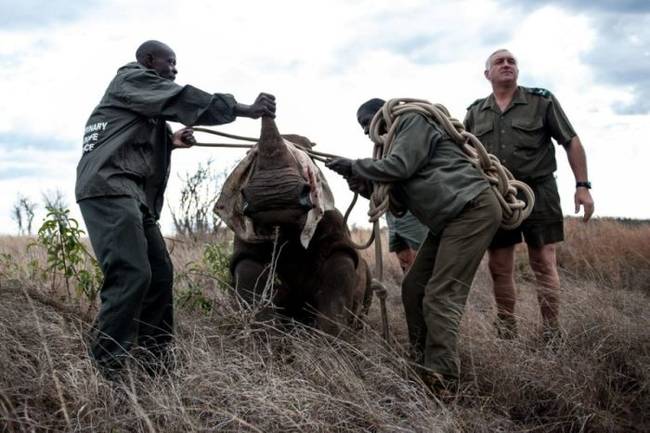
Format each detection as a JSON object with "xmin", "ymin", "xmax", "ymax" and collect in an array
[{"xmin": 576, "ymin": 181, "xmax": 592, "ymax": 189}]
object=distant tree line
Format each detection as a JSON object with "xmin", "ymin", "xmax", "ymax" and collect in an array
[
  {"xmin": 11, "ymin": 190, "xmax": 68, "ymax": 236},
  {"xmin": 11, "ymin": 160, "xmax": 229, "ymax": 239},
  {"xmin": 168, "ymin": 159, "xmax": 228, "ymax": 241},
  {"xmin": 565, "ymin": 215, "xmax": 650, "ymax": 227}
]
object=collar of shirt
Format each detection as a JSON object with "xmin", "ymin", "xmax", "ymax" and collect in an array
[{"xmin": 480, "ymin": 86, "xmax": 528, "ymax": 114}]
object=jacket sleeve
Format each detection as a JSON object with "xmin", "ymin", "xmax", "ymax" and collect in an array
[
  {"xmin": 110, "ymin": 68, "xmax": 237, "ymax": 126},
  {"xmin": 351, "ymin": 113, "xmax": 439, "ymax": 182}
]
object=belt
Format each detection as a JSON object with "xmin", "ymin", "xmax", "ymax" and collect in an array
[{"xmin": 519, "ymin": 173, "xmax": 554, "ymax": 185}]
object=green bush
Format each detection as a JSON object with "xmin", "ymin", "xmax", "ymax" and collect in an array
[
  {"xmin": 31, "ymin": 206, "xmax": 102, "ymax": 302},
  {"xmin": 201, "ymin": 241, "xmax": 232, "ymax": 286},
  {"xmin": 176, "ymin": 241, "xmax": 233, "ymax": 313}
]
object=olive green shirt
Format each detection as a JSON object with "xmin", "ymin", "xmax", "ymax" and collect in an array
[
  {"xmin": 463, "ymin": 86, "xmax": 576, "ymax": 181},
  {"xmin": 352, "ymin": 113, "xmax": 489, "ymax": 236}
]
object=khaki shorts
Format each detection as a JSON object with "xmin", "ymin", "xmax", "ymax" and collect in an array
[{"xmin": 490, "ymin": 175, "xmax": 564, "ymax": 249}]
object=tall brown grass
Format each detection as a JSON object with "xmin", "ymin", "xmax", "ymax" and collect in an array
[
  {"xmin": 557, "ymin": 218, "xmax": 650, "ymax": 293},
  {"xmin": 0, "ymin": 217, "xmax": 648, "ymax": 432}
]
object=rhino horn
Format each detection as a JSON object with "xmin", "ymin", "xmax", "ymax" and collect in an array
[{"xmin": 255, "ymin": 117, "xmax": 293, "ymax": 169}]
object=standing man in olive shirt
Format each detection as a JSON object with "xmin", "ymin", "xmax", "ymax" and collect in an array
[
  {"xmin": 464, "ymin": 49, "xmax": 594, "ymax": 340},
  {"xmin": 327, "ymin": 98, "xmax": 502, "ymax": 390},
  {"xmin": 76, "ymin": 40, "xmax": 276, "ymax": 378}
]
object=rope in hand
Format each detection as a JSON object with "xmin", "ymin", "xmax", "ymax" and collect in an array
[
  {"xmin": 191, "ymin": 127, "xmax": 339, "ymax": 163},
  {"xmin": 366, "ymin": 98, "xmax": 535, "ymax": 229},
  {"xmin": 191, "ymin": 126, "xmax": 374, "ymax": 247}
]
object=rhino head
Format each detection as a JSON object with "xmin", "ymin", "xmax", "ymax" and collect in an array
[{"xmin": 241, "ymin": 117, "xmax": 313, "ymax": 231}]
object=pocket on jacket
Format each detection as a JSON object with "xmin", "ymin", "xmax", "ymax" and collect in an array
[
  {"xmin": 511, "ymin": 118, "xmax": 544, "ymax": 150},
  {"xmin": 472, "ymin": 120, "xmax": 494, "ymax": 151},
  {"xmin": 119, "ymin": 140, "xmax": 153, "ymax": 179},
  {"xmin": 473, "ymin": 120, "xmax": 494, "ymax": 138}
]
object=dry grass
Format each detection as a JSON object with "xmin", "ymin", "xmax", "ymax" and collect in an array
[
  {"xmin": 1, "ymin": 218, "xmax": 649, "ymax": 432},
  {"xmin": 557, "ymin": 218, "xmax": 650, "ymax": 294}
]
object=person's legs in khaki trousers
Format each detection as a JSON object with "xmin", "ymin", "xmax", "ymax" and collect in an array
[{"xmin": 403, "ymin": 188, "xmax": 501, "ymax": 386}]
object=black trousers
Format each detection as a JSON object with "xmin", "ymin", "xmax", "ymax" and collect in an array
[{"xmin": 79, "ymin": 196, "xmax": 174, "ymax": 371}]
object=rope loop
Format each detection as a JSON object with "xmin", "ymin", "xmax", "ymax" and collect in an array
[{"xmin": 367, "ymin": 98, "xmax": 535, "ymax": 229}]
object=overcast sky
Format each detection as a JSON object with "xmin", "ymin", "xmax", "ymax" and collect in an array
[{"xmin": 1, "ymin": 0, "xmax": 649, "ymax": 235}]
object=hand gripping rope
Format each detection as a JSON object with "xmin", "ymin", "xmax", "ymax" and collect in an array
[{"xmin": 191, "ymin": 127, "xmax": 338, "ymax": 163}]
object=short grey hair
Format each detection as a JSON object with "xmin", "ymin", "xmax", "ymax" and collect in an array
[{"xmin": 485, "ymin": 49, "xmax": 516, "ymax": 71}]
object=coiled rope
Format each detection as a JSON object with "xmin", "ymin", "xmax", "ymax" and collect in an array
[{"xmin": 366, "ymin": 98, "xmax": 535, "ymax": 230}]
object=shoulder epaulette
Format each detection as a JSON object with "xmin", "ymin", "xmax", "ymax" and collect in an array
[
  {"xmin": 467, "ymin": 98, "xmax": 485, "ymax": 110},
  {"xmin": 524, "ymin": 87, "xmax": 552, "ymax": 98}
]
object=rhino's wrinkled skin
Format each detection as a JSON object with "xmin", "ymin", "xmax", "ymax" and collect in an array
[
  {"xmin": 217, "ymin": 118, "xmax": 372, "ymax": 334},
  {"xmin": 231, "ymin": 209, "xmax": 371, "ymax": 334}
]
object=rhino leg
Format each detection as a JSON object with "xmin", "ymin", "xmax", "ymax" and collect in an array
[
  {"xmin": 314, "ymin": 252, "xmax": 358, "ymax": 336},
  {"xmin": 232, "ymin": 258, "xmax": 273, "ymax": 308},
  {"xmin": 350, "ymin": 257, "xmax": 373, "ymax": 329}
]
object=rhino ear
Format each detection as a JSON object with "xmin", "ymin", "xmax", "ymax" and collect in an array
[{"xmin": 282, "ymin": 134, "xmax": 315, "ymax": 149}]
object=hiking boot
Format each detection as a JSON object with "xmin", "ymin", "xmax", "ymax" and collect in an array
[
  {"xmin": 420, "ymin": 370, "xmax": 458, "ymax": 402},
  {"xmin": 495, "ymin": 315, "xmax": 518, "ymax": 340},
  {"xmin": 542, "ymin": 323, "xmax": 565, "ymax": 350}
]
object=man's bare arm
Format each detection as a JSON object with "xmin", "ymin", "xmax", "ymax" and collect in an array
[{"xmin": 564, "ymin": 136, "xmax": 594, "ymax": 222}]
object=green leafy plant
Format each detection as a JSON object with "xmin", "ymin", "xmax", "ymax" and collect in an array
[
  {"xmin": 176, "ymin": 278, "xmax": 213, "ymax": 313},
  {"xmin": 201, "ymin": 241, "xmax": 232, "ymax": 285},
  {"xmin": 32, "ymin": 206, "xmax": 102, "ymax": 302},
  {"xmin": 175, "ymin": 241, "xmax": 233, "ymax": 314}
]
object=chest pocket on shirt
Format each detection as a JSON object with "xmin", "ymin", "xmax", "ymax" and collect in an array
[
  {"xmin": 472, "ymin": 120, "xmax": 494, "ymax": 151},
  {"xmin": 473, "ymin": 121, "xmax": 494, "ymax": 137},
  {"xmin": 511, "ymin": 118, "xmax": 544, "ymax": 149}
]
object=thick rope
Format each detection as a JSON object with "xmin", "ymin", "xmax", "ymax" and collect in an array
[
  {"xmin": 367, "ymin": 98, "xmax": 535, "ymax": 229},
  {"xmin": 192, "ymin": 127, "xmax": 376, "ymax": 248},
  {"xmin": 191, "ymin": 127, "xmax": 339, "ymax": 163}
]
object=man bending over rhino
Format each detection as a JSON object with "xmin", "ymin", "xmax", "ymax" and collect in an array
[{"xmin": 326, "ymin": 98, "xmax": 501, "ymax": 392}]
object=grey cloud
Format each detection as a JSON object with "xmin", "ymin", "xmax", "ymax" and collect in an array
[
  {"xmin": 0, "ymin": 166, "xmax": 43, "ymax": 180},
  {"xmin": 500, "ymin": 0, "xmax": 650, "ymax": 13},
  {"xmin": 0, "ymin": 133, "xmax": 76, "ymax": 151},
  {"xmin": 498, "ymin": 0, "xmax": 650, "ymax": 114},
  {"xmin": 334, "ymin": 7, "xmax": 513, "ymax": 70},
  {"xmin": 393, "ymin": 28, "xmax": 512, "ymax": 66},
  {"xmin": 0, "ymin": 0, "xmax": 105, "ymax": 29},
  {"xmin": 584, "ymin": 14, "xmax": 650, "ymax": 114}
]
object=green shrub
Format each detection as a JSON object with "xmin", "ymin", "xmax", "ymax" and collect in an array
[
  {"xmin": 201, "ymin": 241, "xmax": 232, "ymax": 286},
  {"xmin": 31, "ymin": 206, "xmax": 102, "ymax": 302},
  {"xmin": 175, "ymin": 241, "xmax": 233, "ymax": 313}
]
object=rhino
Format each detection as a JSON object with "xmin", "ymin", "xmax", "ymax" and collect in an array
[{"xmin": 215, "ymin": 117, "xmax": 372, "ymax": 335}]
